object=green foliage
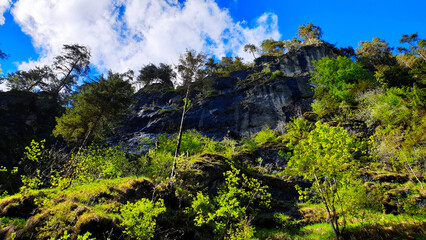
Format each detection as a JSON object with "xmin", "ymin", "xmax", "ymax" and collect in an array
[
  {"xmin": 5, "ymin": 44, "xmax": 90, "ymax": 97},
  {"xmin": 261, "ymin": 39, "xmax": 283, "ymax": 56},
  {"xmin": 20, "ymin": 169, "xmax": 43, "ymax": 193},
  {"xmin": 120, "ymin": 198, "xmax": 166, "ymax": 240},
  {"xmin": 311, "ymin": 56, "xmax": 374, "ymax": 116},
  {"xmin": 399, "ymin": 32, "xmax": 426, "ymax": 61},
  {"xmin": 214, "ymin": 56, "xmax": 249, "ymax": 76},
  {"xmin": 262, "ymin": 66, "xmax": 271, "ymax": 74},
  {"xmin": 76, "ymin": 232, "xmax": 96, "ymax": 240},
  {"xmin": 297, "ymin": 22, "xmax": 323, "ymax": 45},
  {"xmin": 139, "ymin": 130, "xmax": 239, "ymax": 179},
  {"xmin": 356, "ymin": 37, "xmax": 397, "ymax": 70},
  {"xmin": 49, "ymin": 230, "xmax": 71, "ymax": 240},
  {"xmin": 253, "ymin": 127, "xmax": 277, "ymax": 145},
  {"xmin": 274, "ymin": 213, "xmax": 300, "ymax": 230},
  {"xmin": 5, "ymin": 66, "xmax": 54, "ymax": 91},
  {"xmin": 138, "ymin": 63, "xmax": 175, "ymax": 87},
  {"xmin": 187, "ymin": 167, "xmax": 271, "ymax": 238},
  {"xmin": 282, "ymin": 117, "xmax": 313, "ymax": 147},
  {"xmin": 177, "ymin": 49, "xmax": 207, "ymax": 85},
  {"xmin": 286, "ymin": 121, "xmax": 365, "ymax": 238},
  {"xmin": 53, "ymin": 71, "xmax": 134, "ymax": 144},
  {"xmin": 23, "ymin": 139, "xmax": 45, "ymax": 162},
  {"xmin": 375, "ymin": 64, "xmax": 415, "ymax": 88},
  {"xmin": 270, "ymin": 70, "xmax": 284, "ymax": 79},
  {"xmin": 226, "ymin": 217, "xmax": 258, "ymax": 240},
  {"xmin": 0, "ymin": 217, "xmax": 27, "ymax": 229},
  {"xmin": 244, "ymin": 44, "xmax": 259, "ymax": 59},
  {"xmin": 71, "ymin": 145, "xmax": 130, "ymax": 184}
]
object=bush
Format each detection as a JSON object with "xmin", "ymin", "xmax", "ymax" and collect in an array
[
  {"xmin": 253, "ymin": 127, "xmax": 277, "ymax": 145},
  {"xmin": 187, "ymin": 167, "xmax": 270, "ymax": 238},
  {"xmin": 120, "ymin": 198, "xmax": 166, "ymax": 240},
  {"xmin": 71, "ymin": 145, "xmax": 130, "ymax": 184},
  {"xmin": 283, "ymin": 117, "xmax": 313, "ymax": 147}
]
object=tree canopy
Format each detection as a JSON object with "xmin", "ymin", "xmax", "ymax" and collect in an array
[
  {"xmin": 137, "ymin": 63, "xmax": 175, "ymax": 88},
  {"xmin": 297, "ymin": 22, "xmax": 323, "ymax": 45},
  {"xmin": 356, "ymin": 37, "xmax": 396, "ymax": 70},
  {"xmin": 4, "ymin": 44, "xmax": 90, "ymax": 98},
  {"xmin": 53, "ymin": 71, "xmax": 133, "ymax": 144},
  {"xmin": 177, "ymin": 49, "xmax": 206, "ymax": 86}
]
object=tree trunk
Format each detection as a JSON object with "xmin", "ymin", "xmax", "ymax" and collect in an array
[
  {"xmin": 314, "ymin": 174, "xmax": 340, "ymax": 239},
  {"xmin": 170, "ymin": 84, "xmax": 191, "ymax": 182}
]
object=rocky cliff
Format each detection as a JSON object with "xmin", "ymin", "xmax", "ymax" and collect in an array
[
  {"xmin": 0, "ymin": 91, "xmax": 60, "ymax": 167},
  {"xmin": 119, "ymin": 44, "xmax": 336, "ymax": 147}
]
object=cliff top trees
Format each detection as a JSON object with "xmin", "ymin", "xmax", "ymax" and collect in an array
[
  {"xmin": 50, "ymin": 44, "xmax": 91, "ymax": 96},
  {"xmin": 355, "ymin": 37, "xmax": 396, "ymax": 70},
  {"xmin": 4, "ymin": 44, "xmax": 90, "ymax": 98},
  {"xmin": 297, "ymin": 22, "xmax": 323, "ymax": 45},
  {"xmin": 177, "ymin": 49, "xmax": 206, "ymax": 86},
  {"xmin": 137, "ymin": 63, "xmax": 175, "ymax": 88},
  {"xmin": 399, "ymin": 33, "xmax": 426, "ymax": 61},
  {"xmin": 6, "ymin": 66, "xmax": 55, "ymax": 91},
  {"xmin": 243, "ymin": 44, "xmax": 259, "ymax": 59}
]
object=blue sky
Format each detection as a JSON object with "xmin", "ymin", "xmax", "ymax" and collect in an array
[{"xmin": 0, "ymin": 0, "xmax": 425, "ymax": 76}]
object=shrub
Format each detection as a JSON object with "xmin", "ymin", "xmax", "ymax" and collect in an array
[
  {"xmin": 120, "ymin": 198, "xmax": 166, "ymax": 240},
  {"xmin": 253, "ymin": 127, "xmax": 277, "ymax": 145},
  {"xmin": 187, "ymin": 167, "xmax": 270, "ymax": 238},
  {"xmin": 72, "ymin": 145, "xmax": 130, "ymax": 184},
  {"xmin": 282, "ymin": 117, "xmax": 313, "ymax": 147}
]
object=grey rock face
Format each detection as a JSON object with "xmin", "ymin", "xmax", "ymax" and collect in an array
[{"xmin": 119, "ymin": 44, "xmax": 335, "ymax": 145}]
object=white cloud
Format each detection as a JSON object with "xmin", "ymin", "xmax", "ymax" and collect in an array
[
  {"xmin": 0, "ymin": 0, "xmax": 11, "ymax": 25},
  {"xmin": 11, "ymin": 0, "xmax": 280, "ymax": 73}
]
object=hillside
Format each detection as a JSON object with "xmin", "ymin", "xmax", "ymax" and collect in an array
[{"xmin": 0, "ymin": 33, "xmax": 425, "ymax": 240}]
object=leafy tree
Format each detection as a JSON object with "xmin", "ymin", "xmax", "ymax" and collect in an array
[
  {"xmin": 282, "ymin": 37, "xmax": 302, "ymax": 52},
  {"xmin": 53, "ymin": 71, "xmax": 133, "ymax": 144},
  {"xmin": 374, "ymin": 64, "xmax": 415, "ymax": 88},
  {"xmin": 70, "ymin": 145, "xmax": 130, "ymax": 184},
  {"xmin": 260, "ymin": 39, "xmax": 282, "ymax": 55},
  {"xmin": 171, "ymin": 49, "xmax": 206, "ymax": 179},
  {"xmin": 399, "ymin": 32, "xmax": 426, "ymax": 61},
  {"xmin": 243, "ymin": 44, "xmax": 259, "ymax": 59},
  {"xmin": 137, "ymin": 63, "xmax": 175, "ymax": 87},
  {"xmin": 285, "ymin": 121, "xmax": 362, "ymax": 239},
  {"xmin": 297, "ymin": 23, "xmax": 323, "ymax": 45},
  {"xmin": 217, "ymin": 56, "xmax": 234, "ymax": 70},
  {"xmin": 356, "ymin": 37, "xmax": 396, "ymax": 70},
  {"xmin": 177, "ymin": 49, "xmax": 206, "ymax": 86},
  {"xmin": 216, "ymin": 56, "xmax": 247, "ymax": 74},
  {"xmin": 397, "ymin": 33, "xmax": 426, "ymax": 85}
]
